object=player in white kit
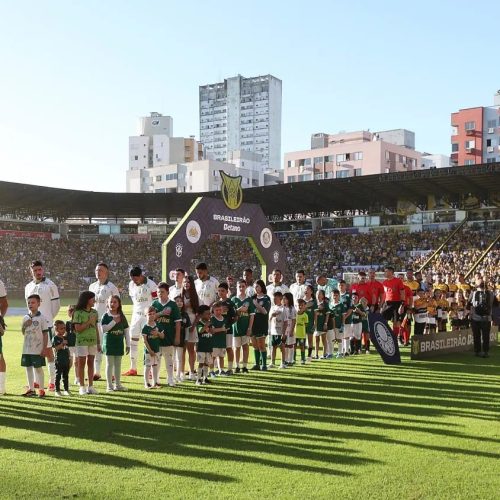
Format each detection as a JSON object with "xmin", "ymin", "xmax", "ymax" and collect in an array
[
  {"xmin": 24, "ymin": 260, "xmax": 60, "ymax": 391},
  {"xmin": 89, "ymin": 262, "xmax": 119, "ymax": 381},
  {"xmin": 123, "ymin": 266, "xmax": 157, "ymax": 376}
]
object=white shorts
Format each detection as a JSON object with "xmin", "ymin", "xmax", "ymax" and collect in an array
[
  {"xmin": 130, "ymin": 314, "xmax": 146, "ymax": 340},
  {"xmin": 185, "ymin": 328, "xmax": 198, "ymax": 343},
  {"xmin": 144, "ymin": 352, "xmax": 159, "ymax": 367},
  {"xmin": 233, "ymin": 336, "xmax": 250, "ymax": 348},
  {"xmin": 160, "ymin": 345, "xmax": 174, "ymax": 357},
  {"xmin": 68, "ymin": 346, "xmax": 77, "ymax": 358},
  {"xmin": 226, "ymin": 334, "xmax": 233, "ymax": 349},
  {"xmin": 76, "ymin": 345, "xmax": 98, "ymax": 357},
  {"xmin": 351, "ymin": 322, "xmax": 362, "ymax": 340},
  {"xmin": 327, "ymin": 329, "xmax": 340, "ymax": 341},
  {"xmin": 197, "ymin": 352, "xmax": 212, "ymax": 364},
  {"xmin": 343, "ymin": 324, "xmax": 354, "ymax": 339},
  {"xmin": 212, "ymin": 347, "xmax": 226, "ymax": 358},
  {"xmin": 313, "ymin": 330, "xmax": 326, "ymax": 337},
  {"xmin": 285, "ymin": 335, "xmax": 296, "ymax": 346},
  {"xmin": 427, "ymin": 318, "xmax": 436, "ymax": 325}
]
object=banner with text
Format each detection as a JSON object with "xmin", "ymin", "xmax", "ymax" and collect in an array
[{"xmin": 411, "ymin": 329, "xmax": 498, "ymax": 359}]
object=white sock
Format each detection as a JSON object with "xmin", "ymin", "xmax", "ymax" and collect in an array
[
  {"xmin": 0, "ymin": 372, "xmax": 5, "ymax": 394},
  {"xmin": 228, "ymin": 361, "xmax": 233, "ymax": 370},
  {"xmin": 26, "ymin": 367, "xmax": 35, "ymax": 390},
  {"xmin": 48, "ymin": 361, "xmax": 55, "ymax": 384},
  {"xmin": 144, "ymin": 366, "xmax": 150, "ymax": 386},
  {"xmin": 152, "ymin": 364, "xmax": 159, "ymax": 384},
  {"xmin": 115, "ymin": 357, "xmax": 122, "ymax": 387},
  {"xmin": 94, "ymin": 352, "xmax": 102, "ymax": 375},
  {"xmin": 166, "ymin": 347, "xmax": 174, "ymax": 382},
  {"xmin": 130, "ymin": 342, "xmax": 138, "ymax": 371},
  {"xmin": 203, "ymin": 366, "xmax": 209, "ymax": 378},
  {"xmin": 106, "ymin": 356, "xmax": 114, "ymax": 389},
  {"xmin": 35, "ymin": 367, "xmax": 44, "ymax": 390}
]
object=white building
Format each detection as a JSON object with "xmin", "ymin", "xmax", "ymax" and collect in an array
[
  {"xmin": 128, "ymin": 150, "xmax": 280, "ymax": 194},
  {"xmin": 127, "ymin": 112, "xmax": 203, "ymax": 192},
  {"xmin": 421, "ymin": 153, "xmax": 451, "ymax": 169},
  {"xmin": 199, "ymin": 74, "xmax": 282, "ymax": 170}
]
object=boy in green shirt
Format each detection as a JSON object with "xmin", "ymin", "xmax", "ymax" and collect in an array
[
  {"xmin": 196, "ymin": 305, "xmax": 213, "ymax": 385},
  {"xmin": 231, "ymin": 280, "xmax": 255, "ymax": 373},
  {"xmin": 142, "ymin": 307, "xmax": 164, "ymax": 389},
  {"xmin": 211, "ymin": 302, "xmax": 228, "ymax": 376}
]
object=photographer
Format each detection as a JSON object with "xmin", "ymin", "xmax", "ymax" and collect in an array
[{"xmin": 467, "ymin": 280, "xmax": 494, "ymax": 358}]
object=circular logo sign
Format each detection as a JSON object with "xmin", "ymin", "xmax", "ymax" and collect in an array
[
  {"xmin": 169, "ymin": 270, "xmax": 177, "ymax": 281},
  {"xmin": 373, "ymin": 321, "xmax": 396, "ymax": 356},
  {"xmin": 186, "ymin": 220, "xmax": 201, "ymax": 244},
  {"xmin": 260, "ymin": 228, "xmax": 273, "ymax": 249},
  {"xmin": 273, "ymin": 250, "xmax": 279, "ymax": 263}
]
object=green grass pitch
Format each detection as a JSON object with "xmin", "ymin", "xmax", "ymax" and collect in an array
[{"xmin": 0, "ymin": 307, "xmax": 499, "ymax": 499}]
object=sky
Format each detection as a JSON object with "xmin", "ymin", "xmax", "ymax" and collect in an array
[{"xmin": 1, "ymin": 0, "xmax": 499, "ymax": 192}]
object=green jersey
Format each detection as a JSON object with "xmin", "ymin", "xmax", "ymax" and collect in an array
[
  {"xmin": 304, "ymin": 297, "xmax": 316, "ymax": 334},
  {"xmin": 351, "ymin": 303, "xmax": 365, "ymax": 324},
  {"xmin": 315, "ymin": 301, "xmax": 329, "ymax": 331},
  {"xmin": 340, "ymin": 293, "xmax": 354, "ymax": 324},
  {"xmin": 52, "ymin": 335, "xmax": 70, "ymax": 364},
  {"xmin": 231, "ymin": 296, "xmax": 255, "ymax": 337},
  {"xmin": 101, "ymin": 313, "xmax": 129, "ymax": 356},
  {"xmin": 196, "ymin": 321, "xmax": 213, "ymax": 352},
  {"xmin": 294, "ymin": 312, "xmax": 309, "ymax": 339},
  {"xmin": 329, "ymin": 302, "xmax": 345, "ymax": 329},
  {"xmin": 211, "ymin": 315, "xmax": 227, "ymax": 348},
  {"xmin": 220, "ymin": 298, "xmax": 236, "ymax": 329},
  {"xmin": 142, "ymin": 323, "xmax": 161, "ymax": 353},
  {"xmin": 251, "ymin": 295, "xmax": 271, "ymax": 335},
  {"xmin": 73, "ymin": 308, "xmax": 98, "ymax": 346},
  {"xmin": 151, "ymin": 299, "xmax": 181, "ymax": 346}
]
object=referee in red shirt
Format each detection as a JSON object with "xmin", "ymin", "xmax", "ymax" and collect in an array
[{"xmin": 381, "ymin": 266, "xmax": 406, "ymax": 337}]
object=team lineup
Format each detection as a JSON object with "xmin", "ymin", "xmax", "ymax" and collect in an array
[{"xmin": 0, "ymin": 258, "xmax": 492, "ymax": 397}]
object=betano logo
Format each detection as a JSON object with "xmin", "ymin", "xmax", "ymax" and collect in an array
[{"xmin": 220, "ymin": 171, "xmax": 243, "ymax": 210}]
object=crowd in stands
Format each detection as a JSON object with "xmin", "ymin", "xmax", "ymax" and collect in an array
[{"xmin": 1, "ymin": 226, "xmax": 499, "ymax": 294}]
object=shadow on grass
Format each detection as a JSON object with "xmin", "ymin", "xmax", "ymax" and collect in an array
[{"xmin": 0, "ymin": 437, "xmax": 236, "ymax": 483}]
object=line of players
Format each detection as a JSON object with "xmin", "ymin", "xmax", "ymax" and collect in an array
[{"xmin": 0, "ymin": 260, "xmax": 486, "ymax": 396}]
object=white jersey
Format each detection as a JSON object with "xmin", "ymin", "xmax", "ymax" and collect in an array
[
  {"xmin": 89, "ymin": 280, "xmax": 120, "ymax": 319},
  {"xmin": 22, "ymin": 312, "xmax": 50, "ymax": 355},
  {"xmin": 195, "ymin": 276, "xmax": 219, "ymax": 306},
  {"xmin": 269, "ymin": 304, "xmax": 284, "ymax": 335},
  {"xmin": 25, "ymin": 278, "xmax": 60, "ymax": 324},
  {"xmin": 129, "ymin": 277, "xmax": 157, "ymax": 317},
  {"xmin": 169, "ymin": 283, "xmax": 183, "ymax": 301},
  {"xmin": 289, "ymin": 283, "xmax": 307, "ymax": 304},
  {"xmin": 0, "ymin": 279, "xmax": 6, "ymax": 298},
  {"xmin": 267, "ymin": 283, "xmax": 290, "ymax": 297}
]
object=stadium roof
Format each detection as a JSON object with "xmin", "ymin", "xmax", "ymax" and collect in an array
[{"xmin": 0, "ymin": 163, "xmax": 498, "ymax": 220}]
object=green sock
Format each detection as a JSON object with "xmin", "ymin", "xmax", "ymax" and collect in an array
[
  {"xmin": 254, "ymin": 349, "xmax": 261, "ymax": 366},
  {"xmin": 261, "ymin": 351, "xmax": 267, "ymax": 366}
]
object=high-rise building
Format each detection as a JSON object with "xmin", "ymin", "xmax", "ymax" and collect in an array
[
  {"xmin": 451, "ymin": 91, "xmax": 500, "ymax": 166},
  {"xmin": 284, "ymin": 129, "xmax": 422, "ymax": 183},
  {"xmin": 199, "ymin": 74, "xmax": 282, "ymax": 170}
]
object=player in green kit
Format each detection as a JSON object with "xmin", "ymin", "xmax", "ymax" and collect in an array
[
  {"xmin": 251, "ymin": 280, "xmax": 271, "ymax": 371},
  {"xmin": 313, "ymin": 289, "xmax": 329, "ymax": 359},
  {"xmin": 217, "ymin": 283, "xmax": 236, "ymax": 375},
  {"xmin": 339, "ymin": 282, "xmax": 353, "ymax": 357},
  {"xmin": 303, "ymin": 284, "xmax": 316, "ymax": 362},
  {"xmin": 196, "ymin": 305, "xmax": 213, "ymax": 385},
  {"xmin": 101, "ymin": 295, "xmax": 130, "ymax": 392},
  {"xmin": 350, "ymin": 293, "xmax": 367, "ymax": 355},
  {"xmin": 142, "ymin": 307, "xmax": 163, "ymax": 389},
  {"xmin": 152, "ymin": 283, "xmax": 181, "ymax": 387},
  {"xmin": 329, "ymin": 290, "xmax": 345, "ymax": 358},
  {"xmin": 231, "ymin": 280, "xmax": 255, "ymax": 373},
  {"xmin": 211, "ymin": 302, "xmax": 228, "ymax": 376}
]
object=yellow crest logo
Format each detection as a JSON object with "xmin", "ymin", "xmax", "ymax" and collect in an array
[{"xmin": 220, "ymin": 171, "xmax": 243, "ymax": 210}]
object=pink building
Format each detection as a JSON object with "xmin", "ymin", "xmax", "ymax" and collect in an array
[{"xmin": 284, "ymin": 129, "xmax": 422, "ymax": 183}]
